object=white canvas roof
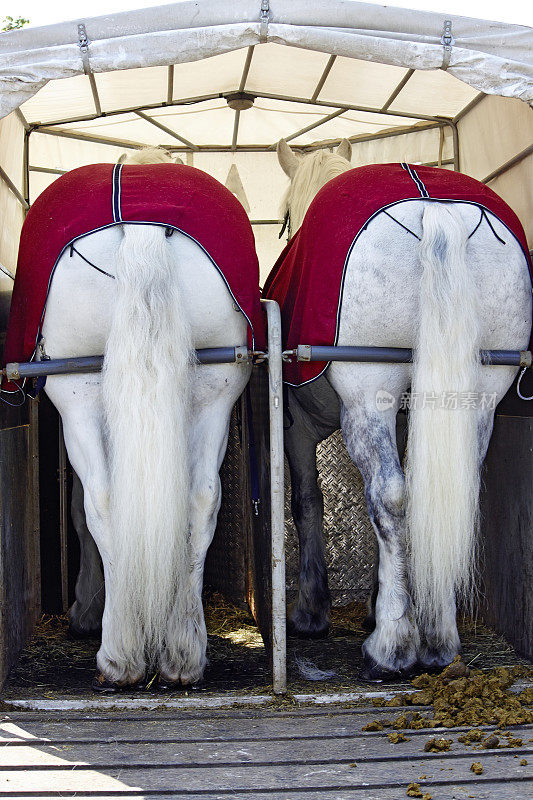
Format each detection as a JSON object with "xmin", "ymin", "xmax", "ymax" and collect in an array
[{"xmin": 0, "ymin": 1, "xmax": 532, "ymax": 279}]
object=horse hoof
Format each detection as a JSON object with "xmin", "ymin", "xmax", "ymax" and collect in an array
[
  {"xmin": 68, "ymin": 624, "xmax": 102, "ymax": 641},
  {"xmin": 287, "ymin": 614, "xmax": 330, "ymax": 640},
  {"xmin": 287, "ymin": 622, "xmax": 330, "ymax": 640},
  {"xmin": 359, "ymin": 654, "xmax": 417, "ymax": 684},
  {"xmin": 92, "ymin": 672, "xmax": 144, "ymax": 693},
  {"xmin": 92, "ymin": 673, "xmax": 126, "ymax": 693}
]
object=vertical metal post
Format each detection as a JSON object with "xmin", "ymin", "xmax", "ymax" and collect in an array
[
  {"xmin": 22, "ymin": 129, "xmax": 30, "ymax": 208},
  {"xmin": 447, "ymin": 120, "xmax": 460, "ymax": 171},
  {"xmin": 261, "ymin": 299, "xmax": 286, "ymax": 694},
  {"xmin": 58, "ymin": 421, "xmax": 69, "ymax": 613}
]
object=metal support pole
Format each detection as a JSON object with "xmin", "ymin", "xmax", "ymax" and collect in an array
[{"xmin": 261, "ymin": 299, "xmax": 286, "ymax": 695}]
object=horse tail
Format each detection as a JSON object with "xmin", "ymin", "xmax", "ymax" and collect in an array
[
  {"xmin": 102, "ymin": 224, "xmax": 191, "ymax": 670},
  {"xmin": 406, "ymin": 202, "xmax": 482, "ymax": 633}
]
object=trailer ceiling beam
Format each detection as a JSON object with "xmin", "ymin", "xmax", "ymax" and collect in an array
[
  {"xmin": 167, "ymin": 65, "xmax": 174, "ymax": 105},
  {"xmin": 32, "ymin": 90, "xmax": 448, "ymax": 131},
  {"xmin": 35, "ymin": 126, "xmax": 146, "ymax": 151},
  {"xmin": 453, "ymin": 91, "xmax": 486, "ymax": 123},
  {"xmin": 311, "ymin": 55, "xmax": 336, "ymax": 102},
  {"xmin": 134, "ymin": 110, "xmax": 199, "ymax": 150},
  {"xmin": 271, "ymin": 108, "xmax": 346, "ymax": 150},
  {"xmin": 380, "ymin": 69, "xmax": 415, "ymax": 113},
  {"xmin": 87, "ymin": 73, "xmax": 102, "ymax": 117}
]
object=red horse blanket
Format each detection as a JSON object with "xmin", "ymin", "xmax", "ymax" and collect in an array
[
  {"xmin": 3, "ymin": 162, "xmax": 265, "ymax": 392},
  {"xmin": 263, "ymin": 163, "xmax": 533, "ymax": 386}
]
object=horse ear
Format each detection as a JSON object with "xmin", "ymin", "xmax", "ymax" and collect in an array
[
  {"xmin": 277, "ymin": 139, "xmax": 299, "ymax": 179},
  {"xmin": 174, "ymin": 156, "xmax": 184, "ymax": 165},
  {"xmin": 337, "ymin": 139, "xmax": 352, "ymax": 162}
]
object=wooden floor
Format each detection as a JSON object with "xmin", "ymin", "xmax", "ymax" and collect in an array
[{"xmin": 0, "ymin": 704, "xmax": 530, "ymax": 798}]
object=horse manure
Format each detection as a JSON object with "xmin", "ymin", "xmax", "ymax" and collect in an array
[
  {"xmin": 441, "ymin": 655, "xmax": 470, "ymax": 680},
  {"xmin": 470, "ymin": 761, "xmax": 483, "ymax": 774},
  {"xmin": 424, "ymin": 737, "xmax": 453, "ymax": 752},
  {"xmin": 388, "ymin": 730, "xmax": 410, "ymax": 743},
  {"xmin": 406, "ymin": 783, "xmax": 432, "ymax": 799},
  {"xmin": 458, "ymin": 728, "xmax": 483, "ymax": 743},
  {"xmin": 362, "ymin": 720, "xmax": 383, "ymax": 731},
  {"xmin": 480, "ymin": 734, "xmax": 499, "ymax": 749},
  {"xmin": 520, "ymin": 759, "xmax": 528, "ymax": 766}
]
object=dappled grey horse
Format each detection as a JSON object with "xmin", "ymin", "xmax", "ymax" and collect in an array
[{"xmin": 272, "ymin": 140, "xmax": 531, "ymax": 680}]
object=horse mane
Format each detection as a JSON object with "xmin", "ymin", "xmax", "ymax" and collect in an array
[
  {"xmin": 118, "ymin": 147, "xmax": 176, "ymax": 165},
  {"xmin": 281, "ymin": 149, "xmax": 351, "ymax": 234}
]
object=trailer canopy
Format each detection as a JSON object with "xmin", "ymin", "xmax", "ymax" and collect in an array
[{"xmin": 1, "ymin": 0, "xmax": 532, "ymax": 279}]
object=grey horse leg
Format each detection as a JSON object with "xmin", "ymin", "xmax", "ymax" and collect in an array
[
  {"xmin": 337, "ymin": 397, "xmax": 418, "ymax": 680},
  {"xmin": 284, "ymin": 388, "xmax": 335, "ymax": 638},
  {"xmin": 284, "ymin": 378, "xmax": 341, "ymax": 638},
  {"xmin": 362, "ymin": 409, "xmax": 408, "ymax": 634},
  {"xmin": 68, "ymin": 470, "xmax": 105, "ymax": 637}
]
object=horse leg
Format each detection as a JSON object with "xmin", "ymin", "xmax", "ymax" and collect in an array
[
  {"xmin": 68, "ymin": 470, "xmax": 105, "ymax": 637},
  {"xmin": 329, "ymin": 368, "xmax": 418, "ymax": 680},
  {"xmin": 161, "ymin": 375, "xmax": 248, "ymax": 685},
  {"xmin": 362, "ymin": 409, "xmax": 408, "ymax": 634},
  {"xmin": 285, "ymin": 397, "xmax": 331, "ymax": 638}
]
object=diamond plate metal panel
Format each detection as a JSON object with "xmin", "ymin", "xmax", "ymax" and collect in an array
[
  {"xmin": 208, "ymin": 395, "xmax": 376, "ymax": 609},
  {"xmin": 204, "ymin": 402, "xmax": 248, "ymax": 605},
  {"xmin": 285, "ymin": 429, "xmax": 377, "ymax": 606}
]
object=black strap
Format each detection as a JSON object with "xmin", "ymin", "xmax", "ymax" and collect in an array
[
  {"xmin": 468, "ymin": 208, "xmax": 506, "ymax": 245},
  {"xmin": 382, "ymin": 209, "xmax": 421, "ymax": 241},
  {"xmin": 245, "ymin": 383, "xmax": 261, "ymax": 515},
  {"xmin": 70, "ymin": 244, "xmax": 115, "ymax": 279},
  {"xmin": 279, "ymin": 210, "xmax": 290, "ymax": 240}
]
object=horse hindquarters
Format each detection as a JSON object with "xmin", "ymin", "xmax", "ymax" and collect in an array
[{"xmin": 101, "ymin": 225, "xmax": 193, "ymax": 683}]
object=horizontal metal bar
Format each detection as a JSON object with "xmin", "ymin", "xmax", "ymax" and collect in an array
[
  {"xmin": 29, "ymin": 165, "xmax": 66, "ymax": 175},
  {"xmin": 35, "ymin": 126, "xmax": 146, "ymax": 151},
  {"xmin": 252, "ymin": 91, "xmax": 447, "ymax": 123},
  {"xmin": 4, "ymin": 348, "xmax": 254, "ymax": 380},
  {"xmin": 290, "ymin": 345, "xmax": 532, "ymax": 368}
]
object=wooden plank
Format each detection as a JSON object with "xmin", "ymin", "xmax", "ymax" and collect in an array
[
  {"xmin": 480, "ymin": 416, "xmax": 533, "ymax": 658},
  {"xmin": 10, "ymin": 787, "xmax": 524, "ymax": 800},
  {"xmin": 0, "ymin": 753, "xmax": 529, "ymax": 792},
  {"xmin": 0, "ymin": 710, "xmax": 500, "ymax": 743},
  {"xmin": 0, "ymin": 710, "xmax": 530, "ymax": 744},
  {"xmin": 0, "ymin": 423, "xmax": 40, "ymax": 688},
  {"xmin": 1, "ymin": 731, "xmax": 530, "ymax": 767}
]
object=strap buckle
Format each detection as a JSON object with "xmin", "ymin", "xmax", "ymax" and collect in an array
[
  {"xmin": 260, "ymin": 0, "xmax": 270, "ymax": 43},
  {"xmin": 440, "ymin": 20, "xmax": 454, "ymax": 70}
]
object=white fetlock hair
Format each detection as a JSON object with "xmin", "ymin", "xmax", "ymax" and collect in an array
[
  {"xmin": 102, "ymin": 223, "xmax": 192, "ymax": 672},
  {"xmin": 406, "ymin": 202, "xmax": 482, "ymax": 636}
]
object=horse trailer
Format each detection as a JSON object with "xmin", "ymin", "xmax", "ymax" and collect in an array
[{"xmin": 0, "ymin": 1, "xmax": 532, "ymax": 795}]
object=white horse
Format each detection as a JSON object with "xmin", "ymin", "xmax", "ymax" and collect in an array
[
  {"xmin": 274, "ymin": 140, "xmax": 532, "ymax": 680},
  {"xmin": 40, "ymin": 148, "xmax": 252, "ymax": 687}
]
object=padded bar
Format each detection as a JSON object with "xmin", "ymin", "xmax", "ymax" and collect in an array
[
  {"xmin": 293, "ymin": 345, "xmax": 531, "ymax": 368},
  {"xmin": 4, "ymin": 347, "xmax": 251, "ymax": 380}
]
